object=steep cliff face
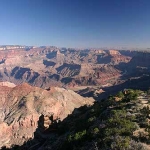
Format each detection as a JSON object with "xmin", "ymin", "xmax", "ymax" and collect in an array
[{"xmin": 0, "ymin": 82, "xmax": 94, "ymax": 148}]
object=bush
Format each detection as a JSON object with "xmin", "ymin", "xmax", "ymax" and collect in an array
[
  {"xmin": 88, "ymin": 116, "xmax": 96, "ymax": 122},
  {"xmin": 110, "ymin": 136, "xmax": 130, "ymax": 150},
  {"xmin": 68, "ymin": 130, "xmax": 87, "ymax": 142},
  {"xmin": 93, "ymin": 128, "xmax": 99, "ymax": 134},
  {"xmin": 116, "ymin": 91, "xmax": 124, "ymax": 99}
]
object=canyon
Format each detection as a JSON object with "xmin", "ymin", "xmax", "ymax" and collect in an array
[
  {"xmin": 0, "ymin": 46, "xmax": 150, "ymax": 148},
  {"xmin": 0, "ymin": 46, "xmax": 149, "ymax": 89}
]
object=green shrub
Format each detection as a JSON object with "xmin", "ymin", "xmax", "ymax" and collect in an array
[
  {"xmin": 93, "ymin": 127, "xmax": 99, "ymax": 134},
  {"xmin": 68, "ymin": 130, "xmax": 87, "ymax": 142},
  {"xmin": 116, "ymin": 91, "xmax": 124, "ymax": 99},
  {"xmin": 88, "ymin": 116, "xmax": 96, "ymax": 122},
  {"xmin": 110, "ymin": 136, "xmax": 130, "ymax": 150}
]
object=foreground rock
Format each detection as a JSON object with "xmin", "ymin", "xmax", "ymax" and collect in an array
[{"xmin": 0, "ymin": 83, "xmax": 94, "ymax": 148}]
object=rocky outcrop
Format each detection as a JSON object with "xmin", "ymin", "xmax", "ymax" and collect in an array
[
  {"xmin": 0, "ymin": 82, "xmax": 16, "ymax": 87},
  {"xmin": 0, "ymin": 83, "xmax": 94, "ymax": 148}
]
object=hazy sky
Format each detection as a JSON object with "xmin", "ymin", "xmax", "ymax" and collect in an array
[{"xmin": 0, "ymin": 0, "xmax": 150, "ymax": 48}]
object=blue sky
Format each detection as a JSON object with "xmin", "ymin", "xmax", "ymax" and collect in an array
[{"xmin": 0, "ymin": 0, "xmax": 150, "ymax": 48}]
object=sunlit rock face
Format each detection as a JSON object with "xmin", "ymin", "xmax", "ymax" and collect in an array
[{"xmin": 0, "ymin": 82, "xmax": 94, "ymax": 148}]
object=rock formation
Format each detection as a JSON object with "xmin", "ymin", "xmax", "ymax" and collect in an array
[
  {"xmin": 0, "ymin": 82, "xmax": 94, "ymax": 148},
  {"xmin": 0, "ymin": 47, "xmax": 136, "ymax": 88}
]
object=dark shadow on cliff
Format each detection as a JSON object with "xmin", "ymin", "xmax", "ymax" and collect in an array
[
  {"xmin": 115, "ymin": 51, "xmax": 150, "ymax": 80},
  {"xmin": 77, "ymin": 74, "xmax": 150, "ymax": 101}
]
